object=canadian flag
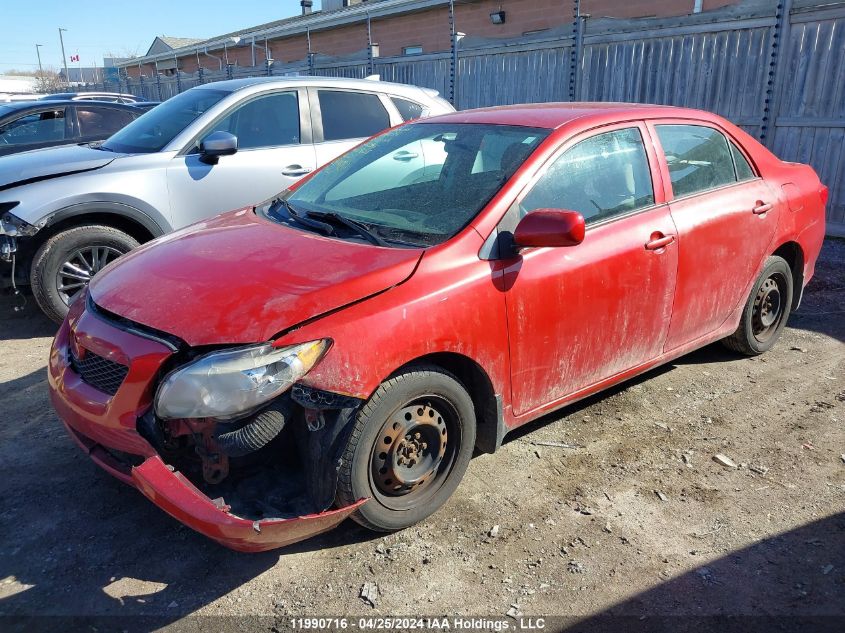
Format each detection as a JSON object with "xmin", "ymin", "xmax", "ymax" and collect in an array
[{"xmin": 70, "ymin": 54, "xmax": 80, "ymax": 62}]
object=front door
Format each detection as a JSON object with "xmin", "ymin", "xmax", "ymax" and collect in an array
[
  {"xmin": 166, "ymin": 89, "xmax": 316, "ymax": 229},
  {"xmin": 650, "ymin": 122, "xmax": 780, "ymax": 351},
  {"xmin": 504, "ymin": 124, "xmax": 678, "ymax": 416}
]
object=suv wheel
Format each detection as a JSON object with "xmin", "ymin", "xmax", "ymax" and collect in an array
[{"xmin": 30, "ymin": 225, "xmax": 139, "ymax": 323}]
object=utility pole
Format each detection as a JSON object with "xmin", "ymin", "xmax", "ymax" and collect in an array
[
  {"xmin": 58, "ymin": 28, "xmax": 69, "ymax": 86},
  {"xmin": 35, "ymin": 44, "xmax": 44, "ymax": 76}
]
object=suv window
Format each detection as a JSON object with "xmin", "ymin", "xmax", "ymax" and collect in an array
[
  {"xmin": 520, "ymin": 127, "xmax": 654, "ymax": 224},
  {"xmin": 318, "ymin": 90, "xmax": 390, "ymax": 142},
  {"xmin": 391, "ymin": 97, "xmax": 425, "ymax": 122},
  {"xmin": 76, "ymin": 106, "xmax": 135, "ymax": 137},
  {"xmin": 203, "ymin": 91, "xmax": 300, "ymax": 150},
  {"xmin": 730, "ymin": 141, "xmax": 756, "ymax": 181},
  {"xmin": 655, "ymin": 124, "xmax": 737, "ymax": 198},
  {"xmin": 0, "ymin": 109, "xmax": 66, "ymax": 145}
]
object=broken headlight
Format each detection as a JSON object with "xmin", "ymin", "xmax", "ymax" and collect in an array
[{"xmin": 154, "ymin": 339, "xmax": 330, "ymax": 420}]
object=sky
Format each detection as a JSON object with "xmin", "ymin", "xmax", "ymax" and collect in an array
[{"xmin": 0, "ymin": 0, "xmax": 320, "ymax": 74}]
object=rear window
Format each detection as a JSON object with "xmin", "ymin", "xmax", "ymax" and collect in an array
[
  {"xmin": 391, "ymin": 97, "xmax": 425, "ymax": 121},
  {"xmin": 318, "ymin": 90, "xmax": 390, "ymax": 142}
]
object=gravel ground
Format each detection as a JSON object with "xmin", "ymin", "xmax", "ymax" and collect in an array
[{"xmin": 0, "ymin": 239, "xmax": 843, "ymax": 632}]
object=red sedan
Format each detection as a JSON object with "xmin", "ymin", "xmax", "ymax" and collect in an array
[{"xmin": 48, "ymin": 103, "xmax": 827, "ymax": 551}]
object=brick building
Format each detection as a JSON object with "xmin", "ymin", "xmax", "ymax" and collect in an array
[{"xmin": 120, "ymin": 0, "xmax": 739, "ymax": 78}]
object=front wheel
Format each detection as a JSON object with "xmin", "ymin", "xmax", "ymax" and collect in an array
[
  {"xmin": 722, "ymin": 255, "xmax": 793, "ymax": 356},
  {"xmin": 336, "ymin": 366, "xmax": 476, "ymax": 532},
  {"xmin": 30, "ymin": 225, "xmax": 139, "ymax": 323}
]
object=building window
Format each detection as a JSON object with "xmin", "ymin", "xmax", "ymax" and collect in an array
[{"xmin": 402, "ymin": 45, "xmax": 423, "ymax": 56}]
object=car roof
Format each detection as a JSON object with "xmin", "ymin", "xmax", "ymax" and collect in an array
[
  {"xmin": 0, "ymin": 99, "xmax": 136, "ymax": 110},
  {"xmin": 43, "ymin": 92, "xmax": 136, "ymax": 99},
  {"xmin": 195, "ymin": 75, "xmax": 439, "ymax": 98},
  {"xmin": 423, "ymin": 102, "xmax": 722, "ymax": 129}
]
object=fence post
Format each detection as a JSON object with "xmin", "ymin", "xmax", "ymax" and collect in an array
[
  {"xmin": 226, "ymin": 63, "xmax": 234, "ymax": 80},
  {"xmin": 449, "ymin": 0, "xmax": 458, "ymax": 106},
  {"xmin": 569, "ymin": 0, "xmax": 585, "ymax": 101},
  {"xmin": 175, "ymin": 69, "xmax": 182, "ymax": 94},
  {"xmin": 760, "ymin": 0, "xmax": 793, "ymax": 147},
  {"xmin": 155, "ymin": 72, "xmax": 162, "ymax": 101},
  {"xmin": 138, "ymin": 75, "xmax": 145, "ymax": 100},
  {"xmin": 367, "ymin": 12, "xmax": 375, "ymax": 77},
  {"xmin": 198, "ymin": 67, "xmax": 205, "ymax": 85},
  {"xmin": 307, "ymin": 28, "xmax": 314, "ymax": 74}
]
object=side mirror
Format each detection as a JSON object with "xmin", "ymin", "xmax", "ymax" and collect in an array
[
  {"xmin": 513, "ymin": 209, "xmax": 585, "ymax": 249},
  {"xmin": 199, "ymin": 131, "xmax": 238, "ymax": 165}
]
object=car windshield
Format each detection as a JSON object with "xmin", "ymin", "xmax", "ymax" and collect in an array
[
  {"xmin": 279, "ymin": 123, "xmax": 549, "ymax": 246},
  {"xmin": 101, "ymin": 88, "xmax": 228, "ymax": 153}
]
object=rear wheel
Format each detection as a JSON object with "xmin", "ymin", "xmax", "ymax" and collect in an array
[
  {"xmin": 30, "ymin": 224, "xmax": 139, "ymax": 323},
  {"xmin": 722, "ymin": 255, "xmax": 793, "ymax": 356},
  {"xmin": 336, "ymin": 366, "xmax": 476, "ymax": 532}
]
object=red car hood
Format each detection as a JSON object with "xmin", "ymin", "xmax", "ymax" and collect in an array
[{"xmin": 89, "ymin": 209, "xmax": 423, "ymax": 346}]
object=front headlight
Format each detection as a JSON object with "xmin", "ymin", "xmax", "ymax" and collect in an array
[{"xmin": 154, "ymin": 339, "xmax": 330, "ymax": 420}]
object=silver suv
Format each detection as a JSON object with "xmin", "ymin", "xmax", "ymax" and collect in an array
[{"xmin": 0, "ymin": 76, "xmax": 453, "ymax": 321}]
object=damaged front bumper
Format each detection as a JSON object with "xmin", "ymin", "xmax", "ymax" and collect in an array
[
  {"xmin": 1, "ymin": 207, "xmax": 37, "ymax": 263},
  {"xmin": 48, "ymin": 295, "xmax": 367, "ymax": 552}
]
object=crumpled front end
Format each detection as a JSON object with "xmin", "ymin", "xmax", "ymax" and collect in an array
[{"xmin": 48, "ymin": 293, "xmax": 366, "ymax": 552}]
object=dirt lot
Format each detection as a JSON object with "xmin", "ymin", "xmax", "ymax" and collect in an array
[{"xmin": 0, "ymin": 240, "xmax": 843, "ymax": 632}]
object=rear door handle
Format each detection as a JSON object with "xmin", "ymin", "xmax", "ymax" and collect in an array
[
  {"xmin": 282, "ymin": 164, "xmax": 311, "ymax": 177},
  {"xmin": 645, "ymin": 234, "xmax": 675, "ymax": 251},
  {"xmin": 753, "ymin": 201, "xmax": 773, "ymax": 215}
]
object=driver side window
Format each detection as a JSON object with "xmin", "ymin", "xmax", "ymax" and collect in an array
[
  {"xmin": 520, "ymin": 127, "xmax": 654, "ymax": 224},
  {"xmin": 201, "ymin": 91, "xmax": 300, "ymax": 150}
]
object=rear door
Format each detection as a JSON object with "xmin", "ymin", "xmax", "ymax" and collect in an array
[
  {"xmin": 310, "ymin": 88, "xmax": 398, "ymax": 166},
  {"xmin": 166, "ymin": 88, "xmax": 316, "ymax": 228},
  {"xmin": 73, "ymin": 104, "xmax": 137, "ymax": 144},
  {"xmin": 0, "ymin": 106, "xmax": 70, "ymax": 155},
  {"xmin": 649, "ymin": 121, "xmax": 780, "ymax": 351}
]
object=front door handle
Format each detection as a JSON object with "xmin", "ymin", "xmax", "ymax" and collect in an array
[
  {"xmin": 645, "ymin": 233, "xmax": 676, "ymax": 251},
  {"xmin": 393, "ymin": 151, "xmax": 419, "ymax": 161},
  {"xmin": 282, "ymin": 164, "xmax": 311, "ymax": 177},
  {"xmin": 753, "ymin": 201, "xmax": 773, "ymax": 215}
]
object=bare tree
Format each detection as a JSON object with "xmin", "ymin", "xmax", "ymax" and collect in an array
[{"xmin": 34, "ymin": 67, "xmax": 64, "ymax": 94}]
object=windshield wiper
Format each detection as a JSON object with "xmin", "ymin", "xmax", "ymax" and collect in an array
[
  {"xmin": 271, "ymin": 198, "xmax": 335, "ymax": 236},
  {"xmin": 305, "ymin": 210, "xmax": 389, "ymax": 247}
]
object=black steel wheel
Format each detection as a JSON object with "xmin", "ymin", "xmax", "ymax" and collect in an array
[
  {"xmin": 336, "ymin": 366, "xmax": 476, "ymax": 532},
  {"xmin": 723, "ymin": 255, "xmax": 793, "ymax": 356}
]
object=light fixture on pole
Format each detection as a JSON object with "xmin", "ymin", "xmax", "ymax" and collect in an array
[{"xmin": 58, "ymin": 28, "xmax": 69, "ymax": 85}]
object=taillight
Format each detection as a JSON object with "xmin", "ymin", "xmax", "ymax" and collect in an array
[{"xmin": 820, "ymin": 185, "xmax": 829, "ymax": 207}]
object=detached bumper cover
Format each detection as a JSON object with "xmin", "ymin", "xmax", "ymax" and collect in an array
[
  {"xmin": 49, "ymin": 296, "xmax": 367, "ymax": 553},
  {"xmin": 132, "ymin": 456, "xmax": 366, "ymax": 553}
]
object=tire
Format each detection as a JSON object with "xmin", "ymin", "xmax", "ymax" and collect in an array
[
  {"xmin": 722, "ymin": 255, "xmax": 793, "ymax": 356},
  {"xmin": 336, "ymin": 366, "xmax": 476, "ymax": 532},
  {"xmin": 30, "ymin": 224, "xmax": 139, "ymax": 323}
]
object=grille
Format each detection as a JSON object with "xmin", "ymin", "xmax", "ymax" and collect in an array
[{"xmin": 70, "ymin": 349, "xmax": 129, "ymax": 396}]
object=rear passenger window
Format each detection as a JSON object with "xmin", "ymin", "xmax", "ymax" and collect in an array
[
  {"xmin": 77, "ymin": 107, "xmax": 135, "ymax": 137},
  {"xmin": 730, "ymin": 141, "xmax": 756, "ymax": 181},
  {"xmin": 391, "ymin": 97, "xmax": 425, "ymax": 121},
  {"xmin": 318, "ymin": 90, "xmax": 390, "ymax": 142},
  {"xmin": 655, "ymin": 125, "xmax": 737, "ymax": 198},
  {"xmin": 520, "ymin": 127, "xmax": 654, "ymax": 224}
]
